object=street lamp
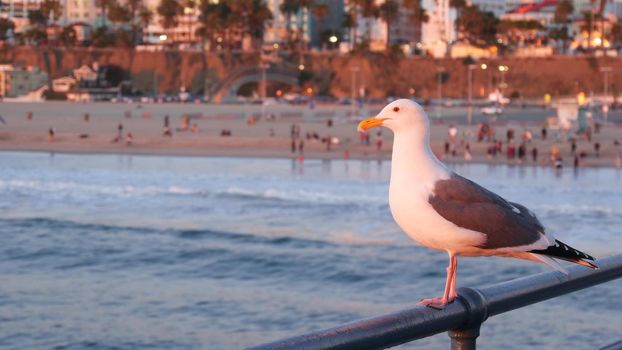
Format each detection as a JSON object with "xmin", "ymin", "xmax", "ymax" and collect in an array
[
  {"xmin": 498, "ymin": 65, "xmax": 509, "ymax": 91},
  {"xmin": 600, "ymin": 66, "xmax": 613, "ymax": 121},
  {"xmin": 259, "ymin": 62, "xmax": 269, "ymax": 118},
  {"xmin": 467, "ymin": 64, "xmax": 477, "ymax": 125},
  {"xmin": 436, "ymin": 67, "xmax": 445, "ymax": 118},
  {"xmin": 350, "ymin": 66, "xmax": 359, "ymax": 117}
]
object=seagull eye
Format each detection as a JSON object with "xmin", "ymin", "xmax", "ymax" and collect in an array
[{"xmin": 393, "ymin": 107, "xmax": 400, "ymax": 112}]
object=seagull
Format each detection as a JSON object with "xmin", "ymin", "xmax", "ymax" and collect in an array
[{"xmin": 357, "ymin": 99, "xmax": 597, "ymax": 309}]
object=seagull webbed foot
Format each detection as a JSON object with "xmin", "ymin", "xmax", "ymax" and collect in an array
[{"xmin": 416, "ymin": 296, "xmax": 455, "ymax": 310}]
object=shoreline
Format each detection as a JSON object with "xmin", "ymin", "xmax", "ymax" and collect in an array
[
  {"xmin": 1, "ymin": 102, "xmax": 620, "ymax": 169},
  {"xmin": 2, "ymin": 146, "xmax": 621, "ymax": 169}
]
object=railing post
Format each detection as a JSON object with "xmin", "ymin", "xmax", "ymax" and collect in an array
[
  {"xmin": 448, "ymin": 287, "xmax": 489, "ymax": 350},
  {"xmin": 449, "ymin": 325, "xmax": 480, "ymax": 350}
]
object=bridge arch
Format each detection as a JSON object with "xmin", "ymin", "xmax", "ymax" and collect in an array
[{"xmin": 212, "ymin": 66, "xmax": 299, "ymax": 103}]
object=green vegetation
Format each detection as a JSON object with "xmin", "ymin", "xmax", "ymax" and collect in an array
[{"xmin": 0, "ymin": 0, "xmax": 618, "ymax": 57}]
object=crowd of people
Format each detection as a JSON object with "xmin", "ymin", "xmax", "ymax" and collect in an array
[
  {"xmin": 442, "ymin": 120, "xmax": 620, "ymax": 169},
  {"xmin": 15, "ymin": 107, "xmax": 620, "ymax": 168}
]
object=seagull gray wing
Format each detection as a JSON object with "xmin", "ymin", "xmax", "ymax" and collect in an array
[{"xmin": 428, "ymin": 173, "xmax": 546, "ymax": 250}]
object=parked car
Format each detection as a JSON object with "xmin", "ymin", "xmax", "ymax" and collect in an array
[{"xmin": 481, "ymin": 105, "xmax": 504, "ymax": 115}]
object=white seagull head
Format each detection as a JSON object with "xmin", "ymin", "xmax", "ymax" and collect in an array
[{"xmin": 357, "ymin": 99, "xmax": 429, "ymax": 135}]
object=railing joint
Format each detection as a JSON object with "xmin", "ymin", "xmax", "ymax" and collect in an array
[{"xmin": 448, "ymin": 287, "xmax": 489, "ymax": 350}]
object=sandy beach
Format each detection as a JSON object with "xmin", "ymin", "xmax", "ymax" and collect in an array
[{"xmin": 0, "ymin": 101, "xmax": 621, "ymax": 167}]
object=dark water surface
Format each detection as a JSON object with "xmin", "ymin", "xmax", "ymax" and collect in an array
[{"xmin": 1, "ymin": 152, "xmax": 621, "ymax": 349}]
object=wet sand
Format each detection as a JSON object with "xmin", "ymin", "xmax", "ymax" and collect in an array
[{"xmin": 0, "ymin": 101, "xmax": 621, "ymax": 168}]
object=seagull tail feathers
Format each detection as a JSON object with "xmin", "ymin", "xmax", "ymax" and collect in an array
[
  {"xmin": 530, "ymin": 239, "xmax": 598, "ymax": 270},
  {"xmin": 529, "ymin": 253, "xmax": 569, "ymax": 275}
]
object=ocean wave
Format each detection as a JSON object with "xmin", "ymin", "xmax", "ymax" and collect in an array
[
  {"xmin": 537, "ymin": 204, "xmax": 622, "ymax": 218},
  {"xmin": 217, "ymin": 186, "xmax": 383, "ymax": 206},
  {"xmin": 0, "ymin": 179, "xmax": 384, "ymax": 206},
  {"xmin": 0, "ymin": 217, "xmax": 335, "ymax": 250}
]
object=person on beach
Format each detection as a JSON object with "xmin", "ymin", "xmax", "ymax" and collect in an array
[
  {"xmin": 48, "ymin": 128, "xmax": 55, "ymax": 142},
  {"xmin": 464, "ymin": 143, "xmax": 472, "ymax": 161},
  {"xmin": 531, "ymin": 147, "xmax": 538, "ymax": 162},
  {"xmin": 594, "ymin": 142, "xmax": 601, "ymax": 157},
  {"xmin": 541, "ymin": 126, "xmax": 547, "ymax": 140},
  {"xmin": 291, "ymin": 139, "xmax": 296, "ymax": 154},
  {"xmin": 164, "ymin": 115, "xmax": 170, "ymax": 128},
  {"xmin": 550, "ymin": 145, "xmax": 560, "ymax": 163},
  {"xmin": 448, "ymin": 125, "xmax": 457, "ymax": 143},
  {"xmin": 117, "ymin": 123, "xmax": 123, "ymax": 142},
  {"xmin": 126, "ymin": 132, "xmax": 133, "ymax": 146},
  {"xmin": 506, "ymin": 128, "xmax": 514, "ymax": 142},
  {"xmin": 359, "ymin": 131, "xmax": 366, "ymax": 144},
  {"xmin": 298, "ymin": 139, "xmax": 304, "ymax": 155},
  {"xmin": 518, "ymin": 143, "xmax": 526, "ymax": 162},
  {"xmin": 507, "ymin": 143, "xmax": 516, "ymax": 159},
  {"xmin": 163, "ymin": 126, "xmax": 172, "ymax": 137},
  {"xmin": 522, "ymin": 129, "xmax": 532, "ymax": 143}
]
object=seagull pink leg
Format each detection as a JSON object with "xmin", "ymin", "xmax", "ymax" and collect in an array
[
  {"xmin": 417, "ymin": 253, "xmax": 458, "ymax": 309},
  {"xmin": 448, "ymin": 256, "xmax": 458, "ymax": 301}
]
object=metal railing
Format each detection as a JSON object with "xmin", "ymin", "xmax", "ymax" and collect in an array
[{"xmin": 246, "ymin": 254, "xmax": 622, "ymax": 350}]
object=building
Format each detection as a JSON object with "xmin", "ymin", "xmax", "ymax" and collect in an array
[
  {"xmin": 422, "ymin": 0, "xmax": 457, "ymax": 57},
  {"xmin": 469, "ymin": 0, "xmax": 508, "ymax": 17},
  {"xmin": 308, "ymin": 0, "xmax": 345, "ymax": 48},
  {"xmin": 501, "ymin": 0, "xmax": 558, "ymax": 27},
  {"xmin": 0, "ymin": 64, "xmax": 48, "ymax": 97},
  {"xmin": 142, "ymin": 0, "xmax": 201, "ymax": 45},
  {"xmin": 52, "ymin": 76, "xmax": 77, "ymax": 92},
  {"xmin": 0, "ymin": 0, "xmax": 44, "ymax": 34},
  {"xmin": 263, "ymin": 0, "xmax": 311, "ymax": 46}
]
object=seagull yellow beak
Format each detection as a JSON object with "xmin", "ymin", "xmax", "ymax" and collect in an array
[{"xmin": 357, "ymin": 117, "xmax": 385, "ymax": 132}]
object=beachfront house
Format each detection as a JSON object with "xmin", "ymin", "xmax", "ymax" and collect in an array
[
  {"xmin": 52, "ymin": 76, "xmax": 77, "ymax": 93},
  {"xmin": 0, "ymin": 64, "xmax": 48, "ymax": 98}
]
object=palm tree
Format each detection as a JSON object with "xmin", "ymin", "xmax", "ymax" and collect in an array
[
  {"xmin": 357, "ymin": 0, "xmax": 378, "ymax": 45},
  {"xmin": 342, "ymin": 10, "xmax": 356, "ymax": 47},
  {"xmin": 96, "ymin": 0, "xmax": 112, "ymax": 28},
  {"xmin": 124, "ymin": 0, "xmax": 148, "ymax": 45},
  {"xmin": 312, "ymin": 2, "xmax": 329, "ymax": 49},
  {"xmin": 40, "ymin": 0, "xmax": 62, "ymax": 24},
  {"xmin": 403, "ymin": 0, "xmax": 428, "ymax": 39},
  {"xmin": 552, "ymin": 0, "xmax": 574, "ymax": 53},
  {"xmin": 182, "ymin": 0, "xmax": 195, "ymax": 43},
  {"xmin": 59, "ymin": 25, "xmax": 77, "ymax": 46},
  {"xmin": 0, "ymin": 18, "xmax": 15, "ymax": 41},
  {"xmin": 279, "ymin": 0, "xmax": 300, "ymax": 47},
  {"xmin": 139, "ymin": 6, "xmax": 153, "ymax": 43},
  {"xmin": 108, "ymin": 1, "xmax": 130, "ymax": 25},
  {"xmin": 245, "ymin": 0, "xmax": 273, "ymax": 49},
  {"xmin": 379, "ymin": 0, "xmax": 399, "ymax": 49},
  {"xmin": 157, "ymin": 0, "xmax": 182, "ymax": 40}
]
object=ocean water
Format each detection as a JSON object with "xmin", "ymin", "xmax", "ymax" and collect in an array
[{"xmin": 0, "ymin": 151, "xmax": 621, "ymax": 350}]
